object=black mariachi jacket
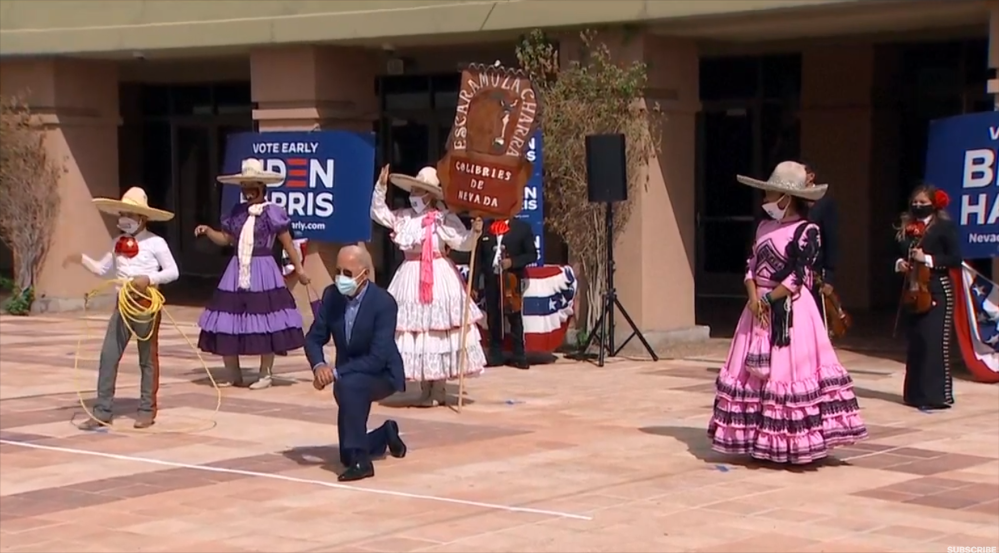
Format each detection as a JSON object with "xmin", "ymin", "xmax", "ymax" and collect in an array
[
  {"xmin": 808, "ymin": 196, "xmax": 840, "ymax": 285},
  {"xmin": 474, "ymin": 218, "xmax": 537, "ymax": 286},
  {"xmin": 897, "ymin": 217, "xmax": 962, "ymax": 275}
]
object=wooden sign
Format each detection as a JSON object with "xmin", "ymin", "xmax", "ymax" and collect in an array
[{"xmin": 438, "ymin": 63, "xmax": 540, "ymax": 218}]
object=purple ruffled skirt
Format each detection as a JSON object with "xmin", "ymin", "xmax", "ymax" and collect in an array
[{"xmin": 197, "ymin": 251, "xmax": 305, "ymax": 356}]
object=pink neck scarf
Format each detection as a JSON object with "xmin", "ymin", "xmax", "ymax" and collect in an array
[{"xmin": 419, "ymin": 210, "xmax": 438, "ymax": 304}]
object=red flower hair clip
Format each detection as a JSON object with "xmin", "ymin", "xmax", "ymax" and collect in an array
[
  {"xmin": 932, "ymin": 190, "xmax": 950, "ymax": 210},
  {"xmin": 905, "ymin": 220, "xmax": 927, "ymax": 238}
]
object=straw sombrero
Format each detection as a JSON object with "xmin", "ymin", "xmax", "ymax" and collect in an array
[
  {"xmin": 389, "ymin": 167, "xmax": 444, "ymax": 199},
  {"xmin": 92, "ymin": 187, "xmax": 174, "ymax": 222},
  {"xmin": 217, "ymin": 158, "xmax": 284, "ymax": 186},
  {"xmin": 736, "ymin": 161, "xmax": 828, "ymax": 202}
]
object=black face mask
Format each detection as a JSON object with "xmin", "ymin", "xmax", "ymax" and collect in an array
[{"xmin": 910, "ymin": 204, "xmax": 934, "ymax": 219}]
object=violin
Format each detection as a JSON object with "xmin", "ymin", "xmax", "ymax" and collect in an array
[
  {"xmin": 902, "ymin": 253, "xmax": 933, "ymax": 314},
  {"xmin": 498, "ymin": 245, "xmax": 523, "ymax": 317},
  {"xmin": 818, "ymin": 279, "xmax": 852, "ymax": 339}
]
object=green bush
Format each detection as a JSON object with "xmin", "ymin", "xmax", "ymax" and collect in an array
[{"xmin": 2, "ymin": 285, "xmax": 33, "ymax": 315}]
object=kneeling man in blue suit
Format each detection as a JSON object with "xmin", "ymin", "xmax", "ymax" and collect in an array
[{"xmin": 305, "ymin": 245, "xmax": 407, "ymax": 482}]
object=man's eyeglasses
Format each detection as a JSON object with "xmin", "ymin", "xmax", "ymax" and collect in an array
[{"xmin": 335, "ymin": 268, "xmax": 357, "ymax": 278}]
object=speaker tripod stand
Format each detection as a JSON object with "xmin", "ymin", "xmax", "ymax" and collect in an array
[{"xmin": 578, "ymin": 202, "xmax": 659, "ymax": 367}]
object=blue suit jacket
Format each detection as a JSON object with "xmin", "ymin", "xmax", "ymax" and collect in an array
[{"xmin": 305, "ymin": 283, "xmax": 405, "ymax": 392}]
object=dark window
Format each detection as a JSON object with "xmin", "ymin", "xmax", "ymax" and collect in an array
[
  {"xmin": 903, "ymin": 41, "xmax": 964, "ymax": 97},
  {"xmin": 699, "ymin": 57, "xmax": 759, "ymax": 101},
  {"xmin": 431, "ymin": 73, "xmax": 460, "ymax": 110},
  {"xmin": 896, "ymin": 39, "xmax": 981, "ymax": 210},
  {"xmin": 761, "ymin": 102, "xmax": 800, "ymax": 171},
  {"xmin": 382, "ymin": 76, "xmax": 431, "ymax": 111},
  {"xmin": 703, "ymin": 220, "xmax": 757, "ymax": 273},
  {"xmin": 171, "ymin": 85, "xmax": 213, "ymax": 116},
  {"xmin": 214, "ymin": 82, "xmax": 253, "ymax": 114},
  {"xmin": 964, "ymin": 38, "xmax": 989, "ymax": 87},
  {"xmin": 140, "ymin": 85, "xmax": 171, "ymax": 116},
  {"xmin": 141, "ymin": 121, "xmax": 173, "ymax": 239},
  {"xmin": 762, "ymin": 54, "xmax": 802, "ymax": 101}
]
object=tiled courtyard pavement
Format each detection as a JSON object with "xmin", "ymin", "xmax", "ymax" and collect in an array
[{"xmin": 0, "ymin": 309, "xmax": 997, "ymax": 552}]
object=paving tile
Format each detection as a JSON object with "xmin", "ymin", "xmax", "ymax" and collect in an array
[
  {"xmin": 904, "ymin": 493, "xmax": 989, "ymax": 511},
  {"xmin": 885, "ymin": 454, "xmax": 995, "ymax": 476},
  {"xmin": 964, "ymin": 500, "xmax": 999, "ymax": 516},
  {"xmin": 2, "ymin": 311, "xmax": 998, "ymax": 552}
]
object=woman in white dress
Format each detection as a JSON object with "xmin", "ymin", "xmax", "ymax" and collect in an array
[{"xmin": 371, "ymin": 164, "xmax": 487, "ymax": 407}]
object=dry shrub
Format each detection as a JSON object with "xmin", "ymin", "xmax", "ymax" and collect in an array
[
  {"xmin": 517, "ymin": 29, "xmax": 662, "ymax": 333},
  {"xmin": 0, "ymin": 95, "xmax": 63, "ymax": 313}
]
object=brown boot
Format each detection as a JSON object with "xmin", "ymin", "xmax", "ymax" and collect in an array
[
  {"xmin": 133, "ymin": 412, "xmax": 155, "ymax": 429},
  {"xmin": 431, "ymin": 380, "xmax": 448, "ymax": 407},
  {"xmin": 415, "ymin": 381, "xmax": 437, "ymax": 408}
]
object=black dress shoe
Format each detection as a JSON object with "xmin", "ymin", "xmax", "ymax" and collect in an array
[
  {"xmin": 508, "ymin": 359, "xmax": 530, "ymax": 370},
  {"xmin": 338, "ymin": 461, "xmax": 375, "ymax": 482},
  {"xmin": 918, "ymin": 404, "xmax": 951, "ymax": 411},
  {"xmin": 485, "ymin": 356, "xmax": 505, "ymax": 368},
  {"xmin": 385, "ymin": 420, "xmax": 407, "ymax": 459}
]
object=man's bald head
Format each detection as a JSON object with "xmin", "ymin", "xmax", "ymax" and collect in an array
[{"xmin": 336, "ymin": 245, "xmax": 371, "ymax": 288}]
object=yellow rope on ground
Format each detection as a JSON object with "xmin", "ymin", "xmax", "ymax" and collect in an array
[{"xmin": 74, "ymin": 278, "xmax": 221, "ymax": 433}]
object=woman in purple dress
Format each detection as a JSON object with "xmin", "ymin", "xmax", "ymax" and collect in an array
[{"xmin": 195, "ymin": 158, "xmax": 310, "ymax": 389}]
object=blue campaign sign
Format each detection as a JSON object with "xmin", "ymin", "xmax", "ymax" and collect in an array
[
  {"xmin": 220, "ymin": 131, "xmax": 376, "ymax": 242},
  {"xmin": 513, "ymin": 131, "xmax": 544, "ymax": 264},
  {"xmin": 925, "ymin": 112, "xmax": 999, "ymax": 260}
]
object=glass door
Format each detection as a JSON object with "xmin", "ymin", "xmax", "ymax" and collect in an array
[
  {"xmin": 696, "ymin": 103, "xmax": 760, "ymax": 297},
  {"xmin": 169, "ymin": 120, "xmax": 248, "ymax": 277},
  {"xmin": 375, "ymin": 111, "xmax": 455, "ymax": 284},
  {"xmin": 173, "ymin": 124, "xmax": 221, "ymax": 276}
]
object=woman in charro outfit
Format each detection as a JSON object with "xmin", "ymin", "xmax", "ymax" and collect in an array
[
  {"xmin": 371, "ymin": 164, "xmax": 487, "ymax": 407},
  {"xmin": 894, "ymin": 184, "xmax": 961, "ymax": 410},
  {"xmin": 708, "ymin": 161, "xmax": 868, "ymax": 465},
  {"xmin": 195, "ymin": 158, "xmax": 309, "ymax": 389}
]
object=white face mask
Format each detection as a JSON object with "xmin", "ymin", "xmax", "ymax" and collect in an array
[
  {"xmin": 409, "ymin": 196, "xmax": 427, "ymax": 213},
  {"xmin": 762, "ymin": 196, "xmax": 788, "ymax": 221},
  {"xmin": 118, "ymin": 216, "xmax": 141, "ymax": 235}
]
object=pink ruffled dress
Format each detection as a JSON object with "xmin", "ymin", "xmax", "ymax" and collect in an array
[{"xmin": 708, "ymin": 217, "xmax": 868, "ymax": 464}]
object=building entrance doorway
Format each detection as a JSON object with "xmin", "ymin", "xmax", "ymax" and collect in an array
[
  {"xmin": 695, "ymin": 103, "xmax": 759, "ymax": 297},
  {"xmin": 119, "ymin": 82, "xmax": 254, "ymax": 285},
  {"xmin": 695, "ymin": 54, "xmax": 801, "ymax": 298},
  {"xmin": 172, "ymin": 119, "xmax": 253, "ymax": 276},
  {"xmin": 373, "ymin": 74, "xmax": 460, "ymax": 285}
]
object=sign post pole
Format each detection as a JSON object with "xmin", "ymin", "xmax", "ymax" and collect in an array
[
  {"xmin": 437, "ymin": 62, "xmax": 542, "ymax": 412},
  {"xmin": 455, "ymin": 220, "xmax": 483, "ymax": 413}
]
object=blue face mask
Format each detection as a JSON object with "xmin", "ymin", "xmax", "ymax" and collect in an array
[{"xmin": 336, "ymin": 274, "xmax": 360, "ymax": 296}]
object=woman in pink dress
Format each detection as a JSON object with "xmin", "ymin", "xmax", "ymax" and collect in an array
[{"xmin": 708, "ymin": 161, "xmax": 868, "ymax": 464}]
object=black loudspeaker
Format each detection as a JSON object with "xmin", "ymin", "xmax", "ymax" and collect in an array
[{"xmin": 585, "ymin": 133, "xmax": 628, "ymax": 203}]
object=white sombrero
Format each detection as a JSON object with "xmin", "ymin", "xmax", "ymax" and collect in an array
[
  {"xmin": 389, "ymin": 166, "xmax": 443, "ymax": 199},
  {"xmin": 217, "ymin": 158, "xmax": 284, "ymax": 186},
  {"xmin": 736, "ymin": 161, "xmax": 828, "ymax": 201},
  {"xmin": 92, "ymin": 187, "xmax": 174, "ymax": 222}
]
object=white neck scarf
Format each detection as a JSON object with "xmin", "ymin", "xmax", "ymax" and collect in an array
[{"xmin": 238, "ymin": 202, "xmax": 269, "ymax": 290}]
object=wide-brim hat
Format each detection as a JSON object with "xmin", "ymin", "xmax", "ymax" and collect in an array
[
  {"xmin": 736, "ymin": 161, "xmax": 828, "ymax": 201},
  {"xmin": 217, "ymin": 158, "xmax": 284, "ymax": 185},
  {"xmin": 389, "ymin": 166, "xmax": 443, "ymax": 199},
  {"xmin": 93, "ymin": 187, "xmax": 174, "ymax": 222}
]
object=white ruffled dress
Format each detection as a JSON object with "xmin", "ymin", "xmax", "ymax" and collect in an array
[{"xmin": 370, "ymin": 181, "xmax": 487, "ymax": 382}]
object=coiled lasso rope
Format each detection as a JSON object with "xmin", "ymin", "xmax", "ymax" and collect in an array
[{"xmin": 73, "ymin": 278, "xmax": 222, "ymax": 433}]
